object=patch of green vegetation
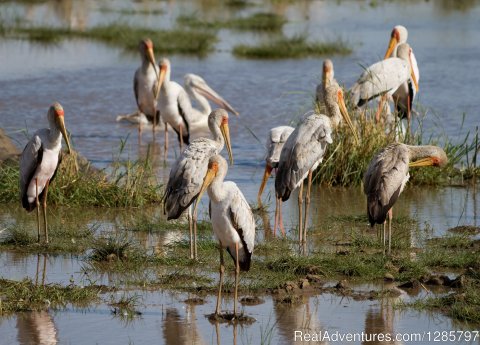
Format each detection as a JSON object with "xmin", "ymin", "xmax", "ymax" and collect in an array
[
  {"xmin": 225, "ymin": 0, "xmax": 256, "ymax": 8},
  {"xmin": 98, "ymin": 7, "xmax": 164, "ymax": 15},
  {"xmin": 0, "ymin": 278, "xmax": 99, "ymax": 315},
  {"xmin": 313, "ymin": 109, "xmax": 480, "ymax": 187},
  {"xmin": 108, "ymin": 293, "xmax": 143, "ymax": 321},
  {"xmin": 420, "ymin": 235, "xmax": 480, "ymax": 269},
  {"xmin": 233, "ymin": 35, "xmax": 352, "ymax": 59},
  {"xmin": 123, "ymin": 214, "xmax": 212, "ymax": 233},
  {"xmin": 0, "ymin": 223, "xmax": 96, "ymax": 254},
  {"xmin": 89, "ymin": 235, "xmax": 140, "ymax": 263},
  {"xmin": 178, "ymin": 12, "xmax": 286, "ymax": 32},
  {"xmin": 407, "ymin": 277, "xmax": 480, "ymax": 323},
  {"xmin": 0, "ymin": 148, "xmax": 162, "ymax": 207},
  {"xmin": 0, "ymin": 23, "xmax": 217, "ymax": 56}
]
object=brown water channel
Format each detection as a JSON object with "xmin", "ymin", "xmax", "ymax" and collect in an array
[{"xmin": 1, "ymin": 0, "xmax": 480, "ymax": 344}]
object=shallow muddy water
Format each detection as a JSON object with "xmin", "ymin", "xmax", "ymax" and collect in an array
[
  {"xmin": 0, "ymin": 285, "xmax": 479, "ymax": 345},
  {"xmin": 1, "ymin": 0, "xmax": 480, "ymax": 344}
]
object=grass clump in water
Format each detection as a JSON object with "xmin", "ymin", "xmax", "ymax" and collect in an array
[
  {"xmin": 0, "ymin": 278, "xmax": 99, "ymax": 315},
  {"xmin": 0, "ymin": 223, "xmax": 96, "ymax": 254},
  {"xmin": 89, "ymin": 235, "xmax": 138, "ymax": 263},
  {"xmin": 407, "ymin": 276, "xmax": 480, "ymax": 324},
  {"xmin": 0, "ymin": 148, "xmax": 162, "ymax": 207},
  {"xmin": 233, "ymin": 35, "xmax": 352, "ymax": 59},
  {"xmin": 1, "ymin": 23, "xmax": 217, "ymax": 56},
  {"xmin": 178, "ymin": 12, "xmax": 286, "ymax": 32},
  {"xmin": 313, "ymin": 109, "xmax": 480, "ymax": 187}
]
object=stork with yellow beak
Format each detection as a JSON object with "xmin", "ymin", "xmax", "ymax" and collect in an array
[
  {"xmin": 350, "ymin": 43, "xmax": 419, "ymax": 134},
  {"xmin": 19, "ymin": 102, "xmax": 72, "ymax": 243},
  {"xmin": 133, "ymin": 39, "xmax": 161, "ymax": 135},
  {"xmin": 163, "ymin": 109, "xmax": 234, "ymax": 260},
  {"xmin": 364, "ymin": 143, "xmax": 447, "ymax": 254}
]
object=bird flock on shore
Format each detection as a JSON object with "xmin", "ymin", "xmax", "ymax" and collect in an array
[{"xmin": 19, "ymin": 25, "xmax": 448, "ymax": 319}]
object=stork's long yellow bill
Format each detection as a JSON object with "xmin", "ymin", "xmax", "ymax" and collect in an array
[
  {"xmin": 257, "ymin": 164, "xmax": 273, "ymax": 202},
  {"xmin": 409, "ymin": 157, "xmax": 436, "ymax": 167},
  {"xmin": 384, "ymin": 37, "xmax": 398, "ymax": 59},
  {"xmin": 337, "ymin": 90, "xmax": 360, "ymax": 144},
  {"xmin": 220, "ymin": 119, "xmax": 233, "ymax": 165},
  {"xmin": 56, "ymin": 116, "xmax": 72, "ymax": 154}
]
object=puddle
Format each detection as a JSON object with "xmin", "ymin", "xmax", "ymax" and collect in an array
[{"xmin": 0, "ymin": 288, "xmax": 478, "ymax": 345}]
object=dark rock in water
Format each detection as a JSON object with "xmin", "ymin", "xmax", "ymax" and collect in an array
[
  {"xmin": 335, "ymin": 280, "xmax": 349, "ymax": 289},
  {"xmin": 239, "ymin": 296, "xmax": 264, "ymax": 305},
  {"xmin": 306, "ymin": 274, "xmax": 324, "ymax": 284},
  {"xmin": 398, "ymin": 279, "xmax": 420, "ymax": 289},
  {"xmin": 447, "ymin": 225, "xmax": 480, "ymax": 235},
  {"xmin": 449, "ymin": 275, "xmax": 465, "ymax": 288},
  {"xmin": 425, "ymin": 275, "xmax": 444, "ymax": 286},
  {"xmin": 207, "ymin": 312, "xmax": 256, "ymax": 324},
  {"xmin": 184, "ymin": 297, "xmax": 205, "ymax": 305}
]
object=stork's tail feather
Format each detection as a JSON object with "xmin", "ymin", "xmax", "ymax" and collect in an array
[
  {"xmin": 21, "ymin": 193, "xmax": 36, "ymax": 212},
  {"xmin": 227, "ymin": 247, "xmax": 252, "ymax": 272},
  {"xmin": 367, "ymin": 195, "xmax": 388, "ymax": 226}
]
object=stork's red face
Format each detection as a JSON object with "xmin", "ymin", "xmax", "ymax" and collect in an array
[
  {"xmin": 53, "ymin": 103, "xmax": 64, "ymax": 117},
  {"xmin": 384, "ymin": 28, "xmax": 400, "ymax": 59}
]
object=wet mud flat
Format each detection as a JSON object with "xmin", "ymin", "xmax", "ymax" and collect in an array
[{"xmin": 0, "ymin": 202, "xmax": 479, "ymax": 344}]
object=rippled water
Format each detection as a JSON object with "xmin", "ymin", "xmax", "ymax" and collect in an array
[{"xmin": 1, "ymin": 0, "xmax": 480, "ymax": 344}]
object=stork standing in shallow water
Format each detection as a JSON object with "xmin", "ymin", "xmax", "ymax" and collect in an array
[
  {"xmin": 193, "ymin": 154, "xmax": 255, "ymax": 318},
  {"xmin": 20, "ymin": 102, "xmax": 72, "ymax": 243},
  {"xmin": 275, "ymin": 68, "xmax": 358, "ymax": 243},
  {"xmin": 363, "ymin": 143, "xmax": 447, "ymax": 254},
  {"xmin": 350, "ymin": 43, "xmax": 419, "ymax": 136},
  {"xmin": 133, "ymin": 39, "xmax": 161, "ymax": 136},
  {"xmin": 163, "ymin": 109, "xmax": 233, "ymax": 260},
  {"xmin": 257, "ymin": 126, "xmax": 294, "ymax": 205},
  {"xmin": 158, "ymin": 59, "xmax": 238, "ymax": 157}
]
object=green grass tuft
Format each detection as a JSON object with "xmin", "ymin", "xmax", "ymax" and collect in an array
[
  {"xmin": 1, "ymin": 23, "xmax": 217, "ymax": 56},
  {"xmin": 178, "ymin": 12, "xmax": 286, "ymax": 32},
  {"xmin": 0, "ymin": 149, "xmax": 162, "ymax": 207},
  {"xmin": 233, "ymin": 35, "xmax": 352, "ymax": 59},
  {"xmin": 0, "ymin": 278, "xmax": 100, "ymax": 315}
]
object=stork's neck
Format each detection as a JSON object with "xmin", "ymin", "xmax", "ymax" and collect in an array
[
  {"xmin": 207, "ymin": 173, "xmax": 227, "ymax": 204},
  {"xmin": 326, "ymin": 102, "xmax": 341, "ymax": 129},
  {"xmin": 47, "ymin": 118, "xmax": 62, "ymax": 145},
  {"xmin": 190, "ymin": 90, "xmax": 211, "ymax": 116},
  {"xmin": 210, "ymin": 123, "xmax": 225, "ymax": 150}
]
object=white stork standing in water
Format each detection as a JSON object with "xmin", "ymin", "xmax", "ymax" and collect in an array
[
  {"xmin": 257, "ymin": 126, "xmax": 294, "ymax": 205},
  {"xmin": 275, "ymin": 71, "xmax": 359, "ymax": 243},
  {"xmin": 162, "ymin": 109, "xmax": 233, "ymax": 260},
  {"xmin": 364, "ymin": 143, "xmax": 447, "ymax": 254},
  {"xmin": 350, "ymin": 43, "xmax": 419, "ymax": 135},
  {"xmin": 133, "ymin": 39, "xmax": 161, "ymax": 136},
  {"xmin": 158, "ymin": 58, "xmax": 238, "ymax": 157},
  {"xmin": 20, "ymin": 102, "xmax": 72, "ymax": 243},
  {"xmin": 193, "ymin": 154, "xmax": 255, "ymax": 318}
]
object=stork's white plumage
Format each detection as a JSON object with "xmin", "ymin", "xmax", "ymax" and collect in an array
[
  {"xmin": 257, "ymin": 126, "xmax": 294, "ymax": 204},
  {"xmin": 193, "ymin": 154, "xmax": 255, "ymax": 317},
  {"xmin": 275, "ymin": 70, "xmax": 358, "ymax": 242},
  {"xmin": 163, "ymin": 109, "xmax": 233, "ymax": 259},
  {"xmin": 158, "ymin": 59, "xmax": 238, "ymax": 156},
  {"xmin": 364, "ymin": 143, "xmax": 447, "ymax": 254},
  {"xmin": 20, "ymin": 102, "xmax": 72, "ymax": 243}
]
